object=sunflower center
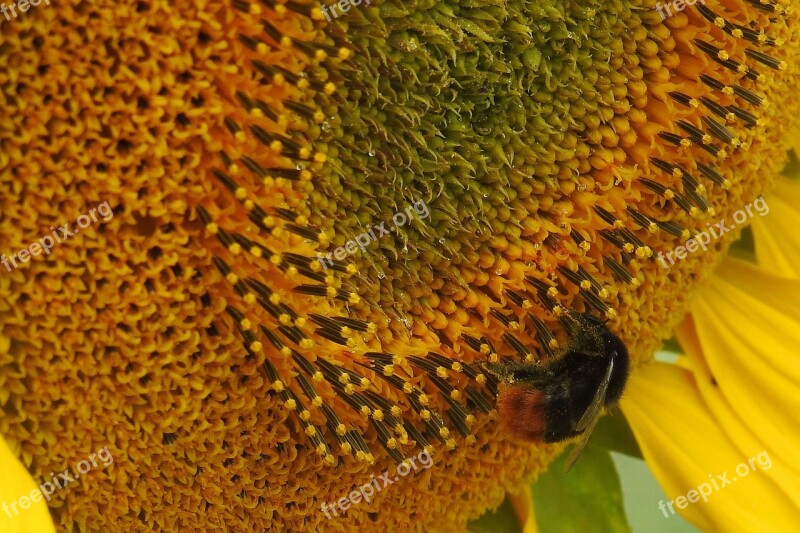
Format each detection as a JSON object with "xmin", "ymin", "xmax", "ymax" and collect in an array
[{"xmin": 310, "ymin": 2, "xmax": 644, "ymax": 345}]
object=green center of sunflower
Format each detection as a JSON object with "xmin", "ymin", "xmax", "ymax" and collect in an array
[{"xmin": 312, "ymin": 1, "xmax": 639, "ymax": 332}]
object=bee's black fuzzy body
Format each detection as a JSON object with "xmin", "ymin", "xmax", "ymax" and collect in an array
[{"xmin": 489, "ymin": 313, "xmax": 630, "ymax": 444}]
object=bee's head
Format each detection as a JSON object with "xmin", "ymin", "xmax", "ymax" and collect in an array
[{"xmin": 604, "ymin": 333, "xmax": 630, "ymax": 406}]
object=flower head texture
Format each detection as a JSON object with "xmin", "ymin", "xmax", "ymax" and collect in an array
[{"xmin": 0, "ymin": 0, "xmax": 799, "ymax": 531}]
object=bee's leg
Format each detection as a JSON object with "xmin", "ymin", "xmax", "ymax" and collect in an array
[
  {"xmin": 510, "ymin": 365, "xmax": 552, "ymax": 384},
  {"xmin": 480, "ymin": 361, "xmax": 519, "ymax": 382},
  {"xmin": 559, "ymin": 312, "xmax": 608, "ymax": 357},
  {"xmin": 482, "ymin": 361, "xmax": 550, "ymax": 385},
  {"xmin": 558, "ymin": 312, "xmax": 583, "ymax": 335}
]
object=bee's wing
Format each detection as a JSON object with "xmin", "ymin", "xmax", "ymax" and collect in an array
[{"xmin": 564, "ymin": 358, "xmax": 614, "ymax": 472}]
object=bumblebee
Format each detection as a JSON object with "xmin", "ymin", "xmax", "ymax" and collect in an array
[{"xmin": 486, "ymin": 312, "xmax": 630, "ymax": 469}]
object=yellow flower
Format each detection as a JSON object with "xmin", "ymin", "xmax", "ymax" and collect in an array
[
  {"xmin": 0, "ymin": 437, "xmax": 55, "ymax": 532},
  {"xmin": 622, "ymin": 174, "xmax": 800, "ymax": 531},
  {"xmin": 1, "ymin": 1, "xmax": 799, "ymax": 531}
]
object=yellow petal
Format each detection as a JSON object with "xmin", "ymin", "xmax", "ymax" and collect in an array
[
  {"xmin": 622, "ymin": 362, "xmax": 799, "ymax": 531},
  {"xmin": 751, "ymin": 176, "xmax": 800, "ymax": 279},
  {"xmin": 0, "ymin": 436, "xmax": 56, "ymax": 533},
  {"xmin": 675, "ymin": 315, "xmax": 800, "ymax": 501},
  {"xmin": 507, "ymin": 484, "xmax": 537, "ymax": 533},
  {"xmin": 681, "ymin": 258, "xmax": 800, "ymax": 479}
]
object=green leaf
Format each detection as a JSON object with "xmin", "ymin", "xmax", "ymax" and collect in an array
[
  {"xmin": 467, "ymin": 496, "xmax": 521, "ymax": 533},
  {"xmin": 589, "ymin": 410, "xmax": 643, "ymax": 459},
  {"xmin": 728, "ymin": 225, "xmax": 756, "ymax": 264},
  {"xmin": 661, "ymin": 336, "xmax": 683, "ymax": 354},
  {"xmin": 783, "ymin": 148, "xmax": 800, "ymax": 180},
  {"xmin": 533, "ymin": 446, "xmax": 632, "ymax": 533}
]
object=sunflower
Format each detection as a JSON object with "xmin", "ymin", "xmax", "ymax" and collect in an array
[{"xmin": 0, "ymin": 0, "xmax": 798, "ymax": 531}]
